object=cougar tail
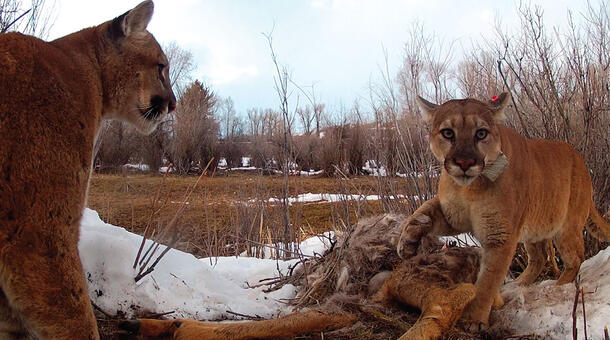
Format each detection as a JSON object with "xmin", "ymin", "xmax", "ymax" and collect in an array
[{"xmin": 585, "ymin": 205, "xmax": 610, "ymax": 241}]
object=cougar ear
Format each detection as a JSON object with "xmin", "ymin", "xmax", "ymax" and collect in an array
[
  {"xmin": 416, "ymin": 95, "xmax": 438, "ymax": 123},
  {"xmin": 489, "ymin": 92, "xmax": 510, "ymax": 122},
  {"xmin": 110, "ymin": 1, "xmax": 154, "ymax": 38}
]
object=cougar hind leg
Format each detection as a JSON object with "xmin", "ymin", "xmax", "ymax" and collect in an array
[
  {"xmin": 555, "ymin": 203, "xmax": 588, "ymax": 285},
  {"xmin": 0, "ymin": 290, "xmax": 26, "ymax": 339},
  {"xmin": 515, "ymin": 241, "xmax": 547, "ymax": 286},
  {"xmin": 554, "ymin": 224, "xmax": 585, "ymax": 285}
]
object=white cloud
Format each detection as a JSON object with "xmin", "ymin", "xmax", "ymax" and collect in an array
[{"xmin": 207, "ymin": 62, "xmax": 259, "ymax": 85}]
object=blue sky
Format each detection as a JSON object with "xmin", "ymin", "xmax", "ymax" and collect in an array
[{"xmin": 49, "ymin": 0, "xmax": 587, "ymax": 114}]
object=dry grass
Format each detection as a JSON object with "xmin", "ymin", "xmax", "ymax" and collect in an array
[{"xmin": 87, "ymin": 171, "xmax": 410, "ymax": 258}]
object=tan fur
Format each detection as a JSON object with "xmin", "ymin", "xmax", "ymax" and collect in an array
[
  {"xmin": 0, "ymin": 1, "xmax": 175, "ymax": 338},
  {"xmin": 373, "ymin": 247, "xmax": 482, "ymax": 340},
  {"xmin": 398, "ymin": 93, "xmax": 610, "ymax": 330},
  {"xmin": 119, "ymin": 310, "xmax": 356, "ymax": 340}
]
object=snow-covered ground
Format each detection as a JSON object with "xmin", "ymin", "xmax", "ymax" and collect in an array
[
  {"xmin": 79, "ymin": 209, "xmax": 609, "ymax": 337},
  {"xmin": 79, "ymin": 208, "xmax": 327, "ymax": 319},
  {"xmin": 494, "ymin": 247, "xmax": 610, "ymax": 339}
]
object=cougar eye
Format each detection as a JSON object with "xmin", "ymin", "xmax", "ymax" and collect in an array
[
  {"xmin": 440, "ymin": 129, "xmax": 454, "ymax": 139},
  {"xmin": 475, "ymin": 129, "xmax": 488, "ymax": 140},
  {"xmin": 157, "ymin": 63, "xmax": 166, "ymax": 82}
]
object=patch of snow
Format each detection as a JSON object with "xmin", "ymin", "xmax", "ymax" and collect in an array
[
  {"xmin": 263, "ymin": 192, "xmax": 412, "ymax": 205},
  {"xmin": 123, "ymin": 163, "xmax": 150, "ymax": 171},
  {"xmin": 218, "ymin": 158, "xmax": 228, "ymax": 168},
  {"xmin": 441, "ymin": 233, "xmax": 481, "ymax": 247},
  {"xmin": 228, "ymin": 166, "xmax": 258, "ymax": 171},
  {"xmin": 363, "ymin": 161, "xmax": 388, "ymax": 177},
  {"xmin": 241, "ymin": 157, "xmax": 251, "ymax": 167},
  {"xmin": 78, "ymin": 208, "xmax": 301, "ymax": 320},
  {"xmin": 493, "ymin": 247, "xmax": 610, "ymax": 339},
  {"xmin": 299, "ymin": 170, "xmax": 324, "ymax": 176},
  {"xmin": 298, "ymin": 231, "xmax": 334, "ymax": 257},
  {"xmin": 158, "ymin": 166, "xmax": 175, "ymax": 174},
  {"xmin": 362, "ymin": 161, "xmax": 438, "ymax": 178},
  {"xmin": 240, "ymin": 232, "xmax": 335, "ymax": 259}
]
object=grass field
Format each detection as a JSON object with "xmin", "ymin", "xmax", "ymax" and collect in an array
[{"xmin": 87, "ymin": 171, "xmax": 415, "ymax": 258}]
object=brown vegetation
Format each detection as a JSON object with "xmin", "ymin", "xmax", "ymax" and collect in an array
[{"xmin": 87, "ymin": 172, "xmax": 411, "ymax": 258}]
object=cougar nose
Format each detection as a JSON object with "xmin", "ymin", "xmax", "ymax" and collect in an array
[
  {"xmin": 168, "ymin": 95, "xmax": 177, "ymax": 113},
  {"xmin": 454, "ymin": 158, "xmax": 476, "ymax": 171}
]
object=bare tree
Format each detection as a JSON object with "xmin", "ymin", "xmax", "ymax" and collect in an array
[
  {"xmin": 163, "ymin": 41, "xmax": 196, "ymax": 98},
  {"xmin": 295, "ymin": 106, "xmax": 311, "ymax": 135},
  {"xmin": 262, "ymin": 28, "xmax": 300, "ymax": 258},
  {"xmin": 219, "ymin": 97, "xmax": 240, "ymax": 139},
  {"xmin": 0, "ymin": 0, "xmax": 55, "ymax": 38}
]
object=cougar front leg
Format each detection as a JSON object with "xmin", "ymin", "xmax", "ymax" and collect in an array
[
  {"xmin": 0, "ymin": 232, "xmax": 99, "ymax": 339},
  {"xmin": 397, "ymin": 197, "xmax": 457, "ymax": 259},
  {"xmin": 461, "ymin": 222, "xmax": 518, "ymax": 331}
]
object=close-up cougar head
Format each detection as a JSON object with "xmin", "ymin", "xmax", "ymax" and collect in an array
[
  {"xmin": 98, "ymin": 0, "xmax": 176, "ymax": 134},
  {"xmin": 417, "ymin": 93, "xmax": 510, "ymax": 186}
]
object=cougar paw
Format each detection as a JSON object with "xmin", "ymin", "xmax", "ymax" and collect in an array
[
  {"xmin": 460, "ymin": 320, "xmax": 488, "ymax": 333},
  {"xmin": 459, "ymin": 306, "xmax": 489, "ymax": 333},
  {"xmin": 397, "ymin": 213, "xmax": 432, "ymax": 259},
  {"xmin": 397, "ymin": 239, "xmax": 418, "ymax": 259}
]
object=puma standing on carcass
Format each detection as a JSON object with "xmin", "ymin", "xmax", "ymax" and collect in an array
[
  {"xmin": 0, "ymin": 1, "xmax": 175, "ymax": 338},
  {"xmin": 397, "ymin": 93, "xmax": 610, "ymax": 331}
]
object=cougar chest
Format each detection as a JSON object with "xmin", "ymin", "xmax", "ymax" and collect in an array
[{"xmin": 439, "ymin": 193, "xmax": 473, "ymax": 233}]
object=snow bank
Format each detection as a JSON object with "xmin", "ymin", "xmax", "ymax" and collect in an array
[
  {"xmin": 78, "ymin": 209, "xmax": 312, "ymax": 319},
  {"xmin": 492, "ymin": 247, "xmax": 610, "ymax": 339}
]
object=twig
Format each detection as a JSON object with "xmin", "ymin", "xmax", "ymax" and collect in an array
[
  {"xmin": 572, "ymin": 277, "xmax": 580, "ymax": 340},
  {"xmin": 133, "ymin": 164, "xmax": 173, "ymax": 269},
  {"xmin": 91, "ymin": 300, "xmax": 114, "ymax": 319},
  {"xmin": 247, "ymin": 279, "xmax": 281, "ymax": 289},
  {"xmin": 135, "ymin": 243, "xmax": 174, "ymax": 282},
  {"xmin": 580, "ymin": 287, "xmax": 587, "ymax": 340},
  {"xmin": 135, "ymin": 159, "xmax": 213, "ymax": 282},
  {"xmin": 225, "ymin": 310, "xmax": 264, "ymax": 321},
  {"xmin": 141, "ymin": 310, "xmax": 175, "ymax": 319},
  {"xmin": 1, "ymin": 9, "xmax": 31, "ymax": 34},
  {"xmin": 504, "ymin": 335, "xmax": 537, "ymax": 340}
]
